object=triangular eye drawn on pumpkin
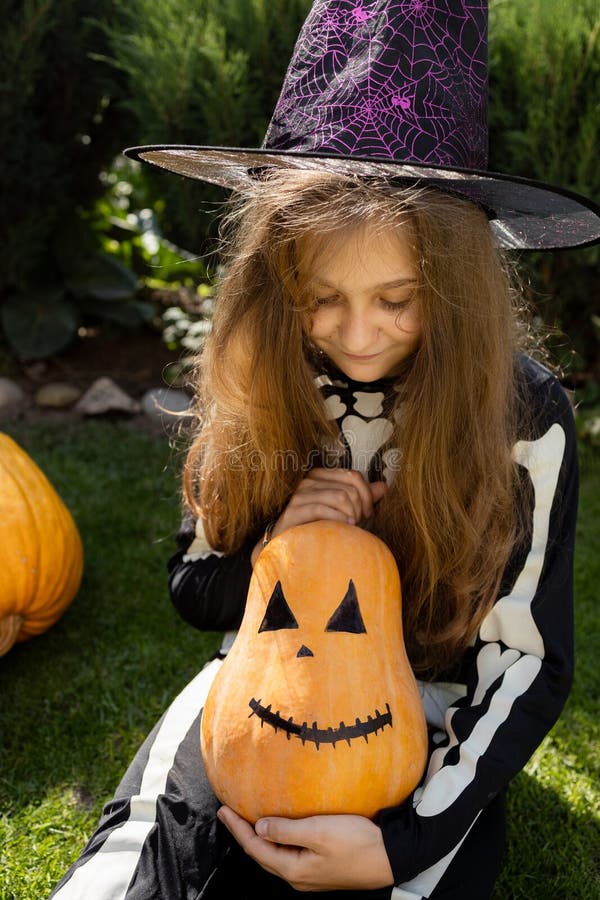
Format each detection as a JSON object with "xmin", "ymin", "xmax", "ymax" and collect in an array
[
  {"xmin": 325, "ymin": 580, "xmax": 367, "ymax": 634},
  {"xmin": 258, "ymin": 580, "xmax": 299, "ymax": 632}
]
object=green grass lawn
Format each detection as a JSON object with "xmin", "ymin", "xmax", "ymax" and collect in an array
[{"xmin": 0, "ymin": 421, "xmax": 598, "ymax": 899}]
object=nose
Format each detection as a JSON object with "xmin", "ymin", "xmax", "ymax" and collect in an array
[
  {"xmin": 297, "ymin": 645, "xmax": 314, "ymax": 658},
  {"xmin": 338, "ymin": 307, "xmax": 378, "ymax": 353}
]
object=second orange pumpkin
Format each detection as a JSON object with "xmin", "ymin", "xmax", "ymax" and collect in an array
[{"xmin": 0, "ymin": 433, "xmax": 84, "ymax": 656}]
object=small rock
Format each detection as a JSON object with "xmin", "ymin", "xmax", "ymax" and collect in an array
[
  {"xmin": 141, "ymin": 387, "xmax": 193, "ymax": 427},
  {"xmin": 35, "ymin": 382, "xmax": 82, "ymax": 409},
  {"xmin": 23, "ymin": 361, "xmax": 47, "ymax": 382},
  {"xmin": 0, "ymin": 377, "xmax": 26, "ymax": 416},
  {"xmin": 75, "ymin": 377, "xmax": 141, "ymax": 416}
]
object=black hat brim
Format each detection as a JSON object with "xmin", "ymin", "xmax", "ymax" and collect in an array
[{"xmin": 124, "ymin": 145, "xmax": 600, "ymax": 252}]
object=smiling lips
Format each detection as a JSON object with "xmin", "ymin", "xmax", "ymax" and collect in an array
[
  {"xmin": 248, "ymin": 698, "xmax": 393, "ymax": 749},
  {"xmin": 342, "ymin": 351, "xmax": 381, "ymax": 361}
]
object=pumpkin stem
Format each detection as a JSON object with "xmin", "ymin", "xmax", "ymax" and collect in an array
[{"xmin": 0, "ymin": 614, "xmax": 25, "ymax": 656}]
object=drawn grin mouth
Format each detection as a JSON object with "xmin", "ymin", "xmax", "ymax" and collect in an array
[{"xmin": 248, "ymin": 698, "xmax": 392, "ymax": 749}]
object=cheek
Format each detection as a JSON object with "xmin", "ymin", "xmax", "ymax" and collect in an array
[
  {"xmin": 392, "ymin": 308, "xmax": 422, "ymax": 340},
  {"xmin": 309, "ymin": 309, "xmax": 336, "ymax": 339}
]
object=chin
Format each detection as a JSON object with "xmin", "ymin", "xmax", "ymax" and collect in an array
[{"xmin": 337, "ymin": 362, "xmax": 392, "ymax": 382}]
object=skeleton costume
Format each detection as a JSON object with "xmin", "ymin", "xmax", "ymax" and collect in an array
[
  {"xmin": 49, "ymin": 353, "xmax": 577, "ymax": 900},
  {"xmin": 49, "ymin": 0, "xmax": 594, "ymax": 896}
]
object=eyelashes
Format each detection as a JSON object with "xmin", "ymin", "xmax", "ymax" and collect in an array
[
  {"xmin": 258, "ymin": 579, "xmax": 367, "ymax": 635},
  {"xmin": 380, "ymin": 298, "xmax": 412, "ymax": 312},
  {"xmin": 312, "ymin": 295, "xmax": 414, "ymax": 313},
  {"xmin": 312, "ymin": 295, "xmax": 341, "ymax": 309}
]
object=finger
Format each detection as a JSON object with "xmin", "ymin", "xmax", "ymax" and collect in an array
[
  {"xmin": 218, "ymin": 808, "xmax": 305, "ymax": 881},
  {"xmin": 298, "ymin": 476, "xmax": 364, "ymax": 522},
  {"xmin": 280, "ymin": 501, "xmax": 357, "ymax": 530},
  {"xmin": 291, "ymin": 487, "xmax": 361, "ymax": 522},
  {"xmin": 255, "ymin": 816, "xmax": 322, "ymax": 851},
  {"xmin": 307, "ymin": 468, "xmax": 375, "ymax": 520},
  {"xmin": 217, "ymin": 806, "xmax": 254, "ymax": 837},
  {"xmin": 369, "ymin": 480, "xmax": 388, "ymax": 503},
  {"xmin": 217, "ymin": 808, "xmax": 277, "ymax": 861}
]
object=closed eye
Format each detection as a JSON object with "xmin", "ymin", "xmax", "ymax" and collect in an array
[
  {"xmin": 379, "ymin": 293, "xmax": 416, "ymax": 312},
  {"xmin": 313, "ymin": 294, "xmax": 340, "ymax": 307}
]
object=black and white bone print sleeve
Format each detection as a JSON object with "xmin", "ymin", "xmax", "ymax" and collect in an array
[
  {"xmin": 167, "ymin": 515, "xmax": 256, "ymax": 632},
  {"xmin": 379, "ymin": 358, "xmax": 578, "ymax": 898}
]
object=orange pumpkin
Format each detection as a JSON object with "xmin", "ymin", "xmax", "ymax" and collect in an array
[
  {"xmin": 201, "ymin": 520, "xmax": 427, "ymax": 822},
  {"xmin": 0, "ymin": 433, "xmax": 84, "ymax": 656}
]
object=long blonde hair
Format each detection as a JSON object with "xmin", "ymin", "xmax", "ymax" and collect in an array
[{"xmin": 184, "ymin": 170, "xmax": 534, "ymax": 676}]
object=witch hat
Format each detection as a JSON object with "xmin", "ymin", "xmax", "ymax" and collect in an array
[{"xmin": 125, "ymin": 0, "xmax": 600, "ymax": 251}]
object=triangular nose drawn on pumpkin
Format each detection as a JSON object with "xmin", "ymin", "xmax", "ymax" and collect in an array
[
  {"xmin": 297, "ymin": 644, "xmax": 314, "ymax": 658},
  {"xmin": 258, "ymin": 580, "xmax": 299, "ymax": 632},
  {"xmin": 325, "ymin": 580, "xmax": 367, "ymax": 633}
]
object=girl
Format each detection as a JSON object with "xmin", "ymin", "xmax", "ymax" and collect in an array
[
  {"xmin": 169, "ymin": 172, "xmax": 577, "ymax": 899},
  {"xmin": 50, "ymin": 1, "xmax": 598, "ymax": 897},
  {"xmin": 49, "ymin": 170, "xmax": 579, "ymax": 899}
]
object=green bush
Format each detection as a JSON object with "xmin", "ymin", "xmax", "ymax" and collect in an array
[
  {"xmin": 489, "ymin": 0, "xmax": 600, "ymax": 381},
  {"xmin": 0, "ymin": 1, "xmax": 143, "ymax": 358},
  {"xmin": 99, "ymin": 0, "xmax": 312, "ymax": 252}
]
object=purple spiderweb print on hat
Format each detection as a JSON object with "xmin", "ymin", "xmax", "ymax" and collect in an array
[
  {"xmin": 264, "ymin": 0, "xmax": 488, "ymax": 170},
  {"xmin": 123, "ymin": 0, "xmax": 600, "ymax": 249}
]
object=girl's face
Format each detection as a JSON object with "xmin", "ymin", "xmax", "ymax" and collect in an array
[{"xmin": 305, "ymin": 224, "xmax": 422, "ymax": 382}]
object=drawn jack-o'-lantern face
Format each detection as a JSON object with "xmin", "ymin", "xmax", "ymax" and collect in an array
[
  {"xmin": 250, "ymin": 577, "xmax": 393, "ymax": 748},
  {"xmin": 200, "ymin": 521, "xmax": 427, "ymax": 822}
]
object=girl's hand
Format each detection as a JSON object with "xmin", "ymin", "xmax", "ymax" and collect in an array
[
  {"xmin": 217, "ymin": 807, "xmax": 394, "ymax": 892},
  {"xmin": 251, "ymin": 468, "xmax": 387, "ymax": 566}
]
